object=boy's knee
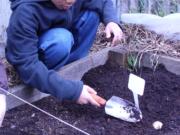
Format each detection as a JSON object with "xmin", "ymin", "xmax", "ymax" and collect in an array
[
  {"xmin": 90, "ymin": 11, "xmax": 100, "ymax": 19},
  {"xmin": 54, "ymin": 28, "xmax": 74, "ymax": 49},
  {"xmin": 39, "ymin": 28, "xmax": 74, "ymax": 68},
  {"xmin": 39, "ymin": 28, "xmax": 74, "ymax": 50},
  {"xmin": 87, "ymin": 11, "xmax": 100, "ymax": 24}
]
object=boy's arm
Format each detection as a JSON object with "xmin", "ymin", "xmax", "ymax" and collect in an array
[
  {"xmin": 82, "ymin": 0, "xmax": 120, "ymax": 25},
  {"xmin": 6, "ymin": 4, "xmax": 83, "ymax": 101}
]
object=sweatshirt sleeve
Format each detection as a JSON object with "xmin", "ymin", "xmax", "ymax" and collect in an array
[
  {"xmin": 82, "ymin": 0, "xmax": 120, "ymax": 25},
  {"xmin": 6, "ymin": 5, "xmax": 83, "ymax": 101},
  {"xmin": 102, "ymin": 0, "xmax": 120, "ymax": 25}
]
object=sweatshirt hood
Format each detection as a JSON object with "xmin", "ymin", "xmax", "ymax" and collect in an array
[{"xmin": 9, "ymin": 0, "xmax": 48, "ymax": 10}]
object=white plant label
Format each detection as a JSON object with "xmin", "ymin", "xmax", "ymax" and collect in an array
[{"xmin": 128, "ymin": 73, "xmax": 145, "ymax": 96}]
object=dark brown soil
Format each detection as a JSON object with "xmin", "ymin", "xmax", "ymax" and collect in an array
[{"xmin": 0, "ymin": 63, "xmax": 180, "ymax": 135}]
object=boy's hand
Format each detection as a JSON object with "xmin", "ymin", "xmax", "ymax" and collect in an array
[
  {"xmin": 105, "ymin": 22, "xmax": 123, "ymax": 46},
  {"xmin": 77, "ymin": 85, "xmax": 100, "ymax": 107}
]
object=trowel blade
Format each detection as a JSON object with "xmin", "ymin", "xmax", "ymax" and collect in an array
[{"xmin": 105, "ymin": 96, "xmax": 142, "ymax": 123}]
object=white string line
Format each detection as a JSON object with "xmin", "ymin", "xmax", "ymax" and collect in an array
[{"xmin": 0, "ymin": 87, "xmax": 90, "ymax": 135}]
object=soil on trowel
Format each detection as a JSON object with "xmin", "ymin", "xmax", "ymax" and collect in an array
[{"xmin": 0, "ymin": 63, "xmax": 180, "ymax": 135}]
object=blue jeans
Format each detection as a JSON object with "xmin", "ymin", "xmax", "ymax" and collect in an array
[{"xmin": 39, "ymin": 11, "xmax": 100, "ymax": 69}]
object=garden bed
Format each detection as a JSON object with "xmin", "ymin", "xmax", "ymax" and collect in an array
[{"xmin": 0, "ymin": 50, "xmax": 180, "ymax": 135}]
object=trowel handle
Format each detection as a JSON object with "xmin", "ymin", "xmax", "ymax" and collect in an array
[{"xmin": 91, "ymin": 94, "xmax": 106, "ymax": 106}]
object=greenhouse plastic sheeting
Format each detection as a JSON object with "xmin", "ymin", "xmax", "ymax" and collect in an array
[{"xmin": 121, "ymin": 13, "xmax": 180, "ymax": 41}]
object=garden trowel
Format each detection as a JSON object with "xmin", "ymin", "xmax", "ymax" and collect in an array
[{"xmin": 91, "ymin": 94, "xmax": 142, "ymax": 123}]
